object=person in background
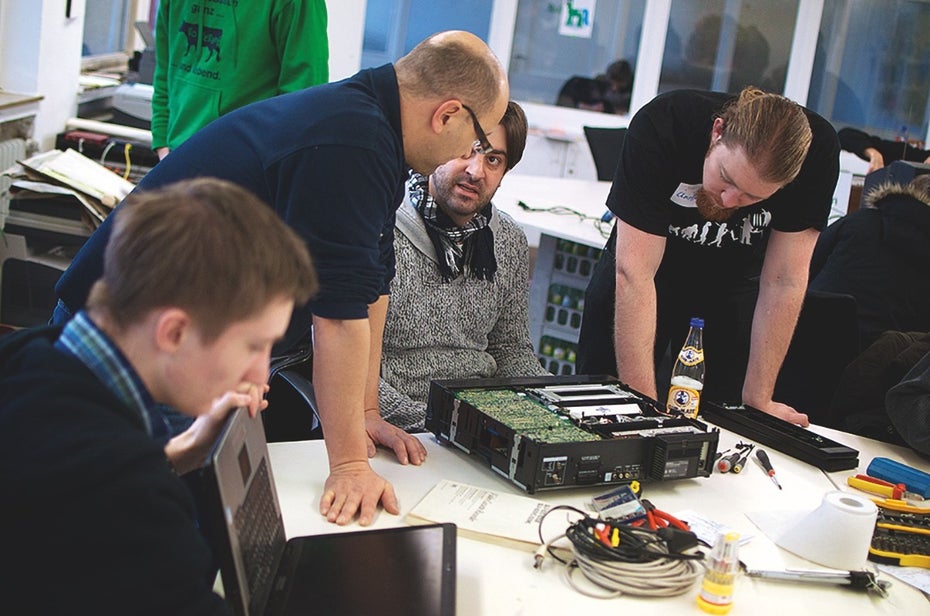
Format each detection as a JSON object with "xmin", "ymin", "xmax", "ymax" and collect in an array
[
  {"xmin": 838, "ymin": 127, "xmax": 930, "ymax": 174},
  {"xmin": 379, "ymin": 102, "xmax": 549, "ymax": 431},
  {"xmin": 597, "ymin": 59, "xmax": 634, "ymax": 115},
  {"xmin": 152, "ymin": 0, "xmax": 329, "ymax": 158},
  {"xmin": 556, "ymin": 75, "xmax": 610, "ymax": 112},
  {"xmin": 577, "ymin": 87, "xmax": 840, "ymax": 427},
  {"xmin": 53, "ymin": 30, "xmax": 510, "ymax": 527},
  {"xmin": 1, "ymin": 178, "xmax": 317, "ymax": 613},
  {"xmin": 809, "ymin": 174, "xmax": 930, "ymax": 349}
]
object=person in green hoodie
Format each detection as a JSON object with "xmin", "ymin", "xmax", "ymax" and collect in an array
[{"xmin": 152, "ymin": 0, "xmax": 328, "ymax": 158}]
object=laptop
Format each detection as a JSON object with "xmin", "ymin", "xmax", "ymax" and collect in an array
[{"xmin": 195, "ymin": 407, "xmax": 457, "ymax": 615}]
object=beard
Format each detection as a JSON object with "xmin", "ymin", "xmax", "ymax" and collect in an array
[{"xmin": 695, "ymin": 188, "xmax": 736, "ymax": 222}]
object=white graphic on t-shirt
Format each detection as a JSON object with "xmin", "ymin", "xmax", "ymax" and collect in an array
[{"xmin": 667, "ymin": 182, "xmax": 772, "ymax": 248}]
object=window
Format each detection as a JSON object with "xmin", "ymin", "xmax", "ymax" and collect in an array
[
  {"xmin": 809, "ymin": 0, "xmax": 930, "ymax": 142},
  {"xmin": 659, "ymin": 0, "xmax": 799, "ymax": 95},
  {"xmin": 82, "ymin": 0, "xmax": 133, "ymax": 57},
  {"xmin": 361, "ymin": 0, "xmax": 494, "ymax": 69},
  {"xmin": 507, "ymin": 0, "xmax": 646, "ymax": 115}
]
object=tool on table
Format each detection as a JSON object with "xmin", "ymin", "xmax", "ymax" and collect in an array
[
  {"xmin": 717, "ymin": 451, "xmax": 740, "ymax": 473},
  {"xmin": 847, "ymin": 474, "xmax": 924, "ymax": 502},
  {"xmin": 755, "ymin": 449, "xmax": 781, "ymax": 489},
  {"xmin": 745, "ymin": 568, "xmax": 889, "ymax": 597},
  {"xmin": 869, "ymin": 499, "xmax": 930, "ymax": 568},
  {"xmin": 629, "ymin": 499, "xmax": 690, "ymax": 531},
  {"xmin": 731, "ymin": 444, "xmax": 755, "ymax": 474},
  {"xmin": 866, "ymin": 457, "xmax": 930, "ymax": 499},
  {"xmin": 716, "ymin": 442, "xmax": 753, "ymax": 473}
]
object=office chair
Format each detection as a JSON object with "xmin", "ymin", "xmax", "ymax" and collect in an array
[
  {"xmin": 583, "ymin": 126, "xmax": 627, "ymax": 181},
  {"xmin": 773, "ymin": 290, "xmax": 860, "ymax": 418}
]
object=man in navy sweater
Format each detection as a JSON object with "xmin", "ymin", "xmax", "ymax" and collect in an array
[{"xmin": 52, "ymin": 30, "xmax": 510, "ymax": 526}]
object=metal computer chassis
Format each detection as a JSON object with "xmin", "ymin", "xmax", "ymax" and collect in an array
[{"xmin": 425, "ymin": 375, "xmax": 719, "ymax": 494}]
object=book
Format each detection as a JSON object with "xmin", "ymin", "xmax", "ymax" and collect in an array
[{"xmin": 406, "ymin": 479, "xmax": 554, "ymax": 551}]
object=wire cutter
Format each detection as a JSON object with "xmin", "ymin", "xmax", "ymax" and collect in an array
[
  {"xmin": 631, "ymin": 499, "xmax": 690, "ymax": 531},
  {"xmin": 847, "ymin": 474, "xmax": 924, "ymax": 502}
]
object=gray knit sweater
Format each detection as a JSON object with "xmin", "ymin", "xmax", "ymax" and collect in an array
[{"xmin": 379, "ymin": 196, "xmax": 550, "ymax": 431}]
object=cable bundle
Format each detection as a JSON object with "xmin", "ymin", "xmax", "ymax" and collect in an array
[{"xmin": 536, "ymin": 505, "xmax": 705, "ymax": 598}]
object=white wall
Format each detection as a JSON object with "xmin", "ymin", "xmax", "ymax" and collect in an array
[
  {"xmin": 1, "ymin": 0, "xmax": 86, "ymax": 150},
  {"xmin": 327, "ymin": 0, "xmax": 366, "ymax": 81}
]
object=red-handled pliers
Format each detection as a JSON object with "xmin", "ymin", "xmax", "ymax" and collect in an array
[{"xmin": 631, "ymin": 499, "xmax": 690, "ymax": 531}]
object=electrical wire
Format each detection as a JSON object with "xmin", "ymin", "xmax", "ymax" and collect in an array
[
  {"xmin": 99, "ymin": 141, "xmax": 115, "ymax": 166},
  {"xmin": 122, "ymin": 142, "xmax": 132, "ymax": 180},
  {"xmin": 516, "ymin": 200, "xmax": 613, "ymax": 239},
  {"xmin": 535, "ymin": 505, "xmax": 705, "ymax": 598}
]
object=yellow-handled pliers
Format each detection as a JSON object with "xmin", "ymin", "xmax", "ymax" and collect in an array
[{"xmin": 847, "ymin": 474, "xmax": 924, "ymax": 502}]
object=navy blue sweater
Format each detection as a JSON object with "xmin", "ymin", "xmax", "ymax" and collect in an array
[{"xmin": 0, "ymin": 327, "xmax": 229, "ymax": 615}]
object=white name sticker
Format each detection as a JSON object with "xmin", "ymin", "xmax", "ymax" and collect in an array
[{"xmin": 670, "ymin": 182, "xmax": 701, "ymax": 208}]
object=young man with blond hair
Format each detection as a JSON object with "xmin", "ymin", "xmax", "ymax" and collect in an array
[{"xmin": 1, "ymin": 178, "xmax": 317, "ymax": 613}]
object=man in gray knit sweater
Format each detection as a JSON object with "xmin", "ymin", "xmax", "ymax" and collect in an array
[{"xmin": 379, "ymin": 102, "xmax": 550, "ymax": 431}]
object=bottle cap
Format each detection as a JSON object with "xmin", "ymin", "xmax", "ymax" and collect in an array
[{"xmin": 690, "ymin": 317, "xmax": 704, "ymax": 328}]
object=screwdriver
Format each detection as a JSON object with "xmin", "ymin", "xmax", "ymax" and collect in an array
[
  {"xmin": 717, "ymin": 451, "xmax": 740, "ymax": 473},
  {"xmin": 756, "ymin": 449, "xmax": 782, "ymax": 489}
]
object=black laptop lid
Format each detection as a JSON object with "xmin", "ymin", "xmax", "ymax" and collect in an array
[
  {"xmin": 267, "ymin": 524, "xmax": 457, "ymax": 615},
  {"xmin": 202, "ymin": 407, "xmax": 457, "ymax": 615}
]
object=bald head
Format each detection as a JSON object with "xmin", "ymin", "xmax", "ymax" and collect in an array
[
  {"xmin": 396, "ymin": 30, "xmax": 508, "ymax": 116},
  {"xmin": 395, "ymin": 31, "xmax": 510, "ymax": 175}
]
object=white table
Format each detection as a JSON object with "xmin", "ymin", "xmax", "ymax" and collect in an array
[
  {"xmin": 492, "ymin": 173, "xmax": 612, "ymax": 248},
  {"xmin": 268, "ymin": 424, "xmax": 930, "ymax": 615}
]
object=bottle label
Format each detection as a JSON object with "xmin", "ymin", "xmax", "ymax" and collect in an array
[
  {"xmin": 667, "ymin": 384, "xmax": 700, "ymax": 418},
  {"xmin": 678, "ymin": 346, "xmax": 704, "ymax": 366}
]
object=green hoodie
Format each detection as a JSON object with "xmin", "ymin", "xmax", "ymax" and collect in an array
[{"xmin": 151, "ymin": 0, "xmax": 328, "ymax": 150}]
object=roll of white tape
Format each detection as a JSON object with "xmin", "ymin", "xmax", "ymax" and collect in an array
[{"xmin": 776, "ymin": 491, "xmax": 877, "ymax": 570}]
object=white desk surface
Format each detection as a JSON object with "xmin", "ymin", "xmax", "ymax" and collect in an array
[
  {"xmin": 492, "ymin": 173, "xmax": 613, "ymax": 248},
  {"xmin": 268, "ymin": 424, "xmax": 930, "ymax": 615}
]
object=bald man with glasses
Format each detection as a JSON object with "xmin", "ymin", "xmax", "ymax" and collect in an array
[{"xmin": 53, "ymin": 31, "xmax": 509, "ymax": 527}]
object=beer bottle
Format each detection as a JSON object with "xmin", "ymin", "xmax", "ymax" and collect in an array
[{"xmin": 666, "ymin": 317, "xmax": 704, "ymax": 419}]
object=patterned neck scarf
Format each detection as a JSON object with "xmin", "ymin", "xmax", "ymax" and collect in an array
[{"xmin": 408, "ymin": 172, "xmax": 497, "ymax": 282}]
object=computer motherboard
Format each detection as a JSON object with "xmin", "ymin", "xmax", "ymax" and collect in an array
[{"xmin": 425, "ymin": 375, "xmax": 719, "ymax": 493}]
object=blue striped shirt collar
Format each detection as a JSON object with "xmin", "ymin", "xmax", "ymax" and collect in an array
[{"xmin": 56, "ymin": 311, "xmax": 171, "ymax": 443}]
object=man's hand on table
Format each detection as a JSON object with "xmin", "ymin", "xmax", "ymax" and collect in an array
[
  {"xmin": 747, "ymin": 399, "xmax": 810, "ymax": 427},
  {"xmin": 364, "ymin": 411, "xmax": 428, "ymax": 466},
  {"xmin": 320, "ymin": 461, "xmax": 399, "ymax": 526}
]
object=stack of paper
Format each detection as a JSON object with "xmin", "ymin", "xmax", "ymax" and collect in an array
[
  {"xmin": 406, "ymin": 479, "xmax": 555, "ymax": 551},
  {"xmin": 2, "ymin": 149, "xmax": 135, "ymax": 232}
]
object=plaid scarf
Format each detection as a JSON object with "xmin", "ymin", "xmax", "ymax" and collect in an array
[{"xmin": 408, "ymin": 172, "xmax": 497, "ymax": 282}]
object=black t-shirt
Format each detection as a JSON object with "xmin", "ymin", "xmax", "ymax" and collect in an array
[{"xmin": 607, "ymin": 89, "xmax": 839, "ymax": 291}]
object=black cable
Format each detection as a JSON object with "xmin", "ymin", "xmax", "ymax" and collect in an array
[
  {"xmin": 516, "ymin": 200, "xmax": 613, "ymax": 238},
  {"xmin": 534, "ymin": 505, "xmax": 706, "ymax": 598}
]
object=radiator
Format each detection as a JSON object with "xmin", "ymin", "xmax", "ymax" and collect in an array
[{"xmin": 0, "ymin": 138, "xmax": 27, "ymax": 230}]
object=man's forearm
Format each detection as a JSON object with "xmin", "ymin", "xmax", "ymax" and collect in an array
[
  {"xmin": 615, "ymin": 275, "xmax": 659, "ymax": 398},
  {"xmin": 742, "ymin": 280, "xmax": 805, "ymax": 406},
  {"xmin": 312, "ymin": 317, "xmax": 372, "ymax": 469}
]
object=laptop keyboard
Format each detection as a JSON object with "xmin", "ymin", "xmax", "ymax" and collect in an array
[{"xmin": 233, "ymin": 457, "xmax": 284, "ymax": 598}]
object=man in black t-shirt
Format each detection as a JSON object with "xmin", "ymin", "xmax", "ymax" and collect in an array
[{"xmin": 577, "ymin": 87, "xmax": 840, "ymax": 426}]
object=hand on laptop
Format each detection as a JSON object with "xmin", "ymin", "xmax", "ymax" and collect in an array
[
  {"xmin": 165, "ymin": 382, "xmax": 269, "ymax": 475},
  {"xmin": 320, "ymin": 461, "xmax": 399, "ymax": 526},
  {"xmin": 364, "ymin": 410, "xmax": 428, "ymax": 466}
]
